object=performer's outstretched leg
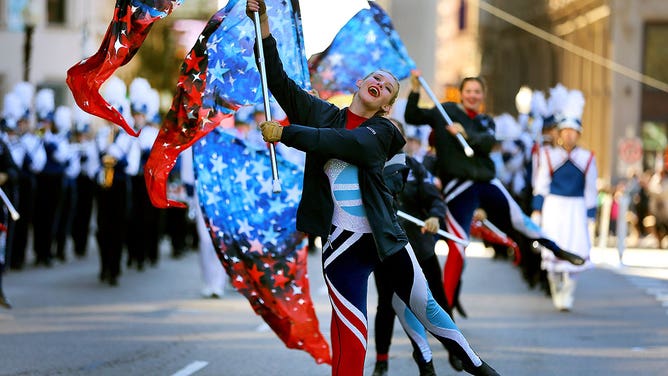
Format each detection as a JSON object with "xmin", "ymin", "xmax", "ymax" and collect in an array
[
  {"xmin": 482, "ymin": 179, "xmax": 585, "ymax": 265},
  {"xmin": 385, "ymin": 244, "xmax": 499, "ymax": 376}
]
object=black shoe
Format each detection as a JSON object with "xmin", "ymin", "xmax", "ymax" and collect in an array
[
  {"xmin": 552, "ymin": 249, "xmax": 585, "ymax": 265},
  {"xmin": 449, "ymin": 353, "xmax": 464, "ymax": 372},
  {"xmin": 371, "ymin": 360, "xmax": 388, "ymax": 376},
  {"xmin": 0, "ymin": 292, "xmax": 11, "ymax": 309},
  {"xmin": 108, "ymin": 276, "xmax": 118, "ymax": 286},
  {"xmin": 466, "ymin": 360, "xmax": 500, "ymax": 376},
  {"xmin": 99, "ymin": 270, "xmax": 109, "ymax": 282},
  {"xmin": 454, "ymin": 299, "xmax": 468, "ymax": 319},
  {"xmin": 417, "ymin": 360, "xmax": 436, "ymax": 376}
]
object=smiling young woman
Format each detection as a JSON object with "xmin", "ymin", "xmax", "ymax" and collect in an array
[{"xmin": 245, "ymin": 1, "xmax": 500, "ymax": 375}]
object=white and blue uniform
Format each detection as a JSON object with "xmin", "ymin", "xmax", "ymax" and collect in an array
[
  {"xmin": 533, "ymin": 144, "xmax": 597, "ymax": 310},
  {"xmin": 533, "ymin": 145, "xmax": 597, "ymax": 272}
]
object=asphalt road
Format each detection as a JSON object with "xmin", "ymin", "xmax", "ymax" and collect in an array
[{"xmin": 1, "ymin": 241, "xmax": 667, "ymax": 376}]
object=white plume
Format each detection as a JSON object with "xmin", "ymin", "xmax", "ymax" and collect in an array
[
  {"xmin": 547, "ymin": 83, "xmax": 569, "ymax": 118},
  {"xmin": 530, "ymin": 91, "xmax": 548, "ymax": 118},
  {"xmin": 146, "ymin": 88, "xmax": 161, "ymax": 121},
  {"xmin": 129, "ymin": 77, "xmax": 153, "ymax": 114},
  {"xmin": 12, "ymin": 82, "xmax": 35, "ymax": 111},
  {"xmin": 557, "ymin": 89, "xmax": 585, "ymax": 131},
  {"xmin": 102, "ymin": 76, "xmax": 128, "ymax": 111},
  {"xmin": 2, "ymin": 92, "xmax": 24, "ymax": 129},
  {"xmin": 54, "ymin": 106, "xmax": 72, "ymax": 134},
  {"xmin": 494, "ymin": 113, "xmax": 521, "ymax": 141},
  {"xmin": 562, "ymin": 89, "xmax": 585, "ymax": 120},
  {"xmin": 73, "ymin": 105, "xmax": 92, "ymax": 133},
  {"xmin": 35, "ymin": 88, "xmax": 55, "ymax": 120}
]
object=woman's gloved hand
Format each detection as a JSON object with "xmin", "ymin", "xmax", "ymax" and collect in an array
[
  {"xmin": 421, "ymin": 216, "xmax": 440, "ymax": 234},
  {"xmin": 260, "ymin": 121, "xmax": 283, "ymax": 143}
]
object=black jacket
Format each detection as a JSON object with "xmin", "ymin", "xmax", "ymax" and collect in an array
[
  {"xmin": 404, "ymin": 92, "xmax": 497, "ymax": 184},
  {"xmin": 259, "ymin": 35, "xmax": 408, "ymax": 260},
  {"xmin": 383, "ymin": 154, "xmax": 446, "ymax": 261}
]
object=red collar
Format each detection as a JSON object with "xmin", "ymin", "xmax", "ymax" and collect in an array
[
  {"xmin": 465, "ymin": 108, "xmax": 478, "ymax": 119},
  {"xmin": 345, "ymin": 108, "xmax": 368, "ymax": 130}
]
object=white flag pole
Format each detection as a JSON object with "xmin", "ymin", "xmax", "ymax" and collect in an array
[
  {"xmin": 416, "ymin": 76, "xmax": 474, "ymax": 157},
  {"xmin": 253, "ymin": 11, "xmax": 282, "ymax": 193},
  {"xmin": 397, "ymin": 210, "xmax": 468, "ymax": 246}
]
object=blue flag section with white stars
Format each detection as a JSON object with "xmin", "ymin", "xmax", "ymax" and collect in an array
[
  {"xmin": 203, "ymin": 0, "xmax": 311, "ymax": 113},
  {"xmin": 146, "ymin": 0, "xmax": 312, "ymax": 208},
  {"xmin": 308, "ymin": 1, "xmax": 416, "ymax": 99},
  {"xmin": 193, "ymin": 128, "xmax": 331, "ymax": 365}
]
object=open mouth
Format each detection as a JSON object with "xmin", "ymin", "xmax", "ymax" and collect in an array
[{"xmin": 368, "ymin": 86, "xmax": 380, "ymax": 98}]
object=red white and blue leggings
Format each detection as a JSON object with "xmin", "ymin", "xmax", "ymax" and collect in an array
[{"xmin": 323, "ymin": 225, "xmax": 482, "ymax": 376}]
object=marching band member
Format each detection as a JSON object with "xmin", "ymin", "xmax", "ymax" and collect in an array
[
  {"xmin": 127, "ymin": 78, "xmax": 161, "ymax": 269},
  {"xmin": 70, "ymin": 106, "xmax": 99, "ymax": 259},
  {"xmin": 33, "ymin": 88, "xmax": 67, "ymax": 267},
  {"xmin": 532, "ymin": 87, "xmax": 597, "ymax": 312},
  {"xmin": 4, "ymin": 83, "xmax": 46, "ymax": 270},
  {"xmin": 53, "ymin": 106, "xmax": 79, "ymax": 262},
  {"xmin": 96, "ymin": 77, "xmax": 140, "ymax": 286}
]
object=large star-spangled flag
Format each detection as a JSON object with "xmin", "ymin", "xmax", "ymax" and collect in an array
[
  {"xmin": 308, "ymin": 1, "xmax": 416, "ymax": 99},
  {"xmin": 66, "ymin": 0, "xmax": 182, "ymax": 137},
  {"xmin": 194, "ymin": 128, "xmax": 330, "ymax": 365},
  {"xmin": 145, "ymin": 0, "xmax": 311, "ymax": 208}
]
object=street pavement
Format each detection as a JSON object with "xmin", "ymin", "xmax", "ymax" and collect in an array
[{"xmin": 1, "ymin": 240, "xmax": 667, "ymax": 376}]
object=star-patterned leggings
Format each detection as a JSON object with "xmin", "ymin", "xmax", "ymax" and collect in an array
[{"xmin": 322, "ymin": 225, "xmax": 483, "ymax": 376}]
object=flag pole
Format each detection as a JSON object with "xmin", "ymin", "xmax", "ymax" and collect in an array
[
  {"xmin": 253, "ymin": 11, "xmax": 282, "ymax": 193},
  {"xmin": 416, "ymin": 76, "xmax": 474, "ymax": 157},
  {"xmin": 397, "ymin": 210, "xmax": 468, "ymax": 246}
]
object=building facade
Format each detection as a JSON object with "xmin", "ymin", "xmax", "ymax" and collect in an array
[
  {"xmin": 478, "ymin": 0, "xmax": 668, "ymax": 185},
  {"xmin": 385, "ymin": 0, "xmax": 667, "ymax": 185}
]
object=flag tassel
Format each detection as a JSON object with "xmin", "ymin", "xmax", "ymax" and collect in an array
[
  {"xmin": 0, "ymin": 187, "xmax": 19, "ymax": 221},
  {"xmin": 253, "ymin": 11, "xmax": 282, "ymax": 193}
]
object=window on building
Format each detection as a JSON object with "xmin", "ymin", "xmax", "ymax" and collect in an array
[
  {"xmin": 47, "ymin": 0, "xmax": 66, "ymax": 25},
  {"xmin": 644, "ymin": 23, "xmax": 668, "ymax": 84},
  {"xmin": 641, "ymin": 23, "xmax": 668, "ymax": 172}
]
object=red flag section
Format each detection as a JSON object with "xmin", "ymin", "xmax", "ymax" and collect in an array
[{"xmin": 66, "ymin": 0, "xmax": 180, "ymax": 137}]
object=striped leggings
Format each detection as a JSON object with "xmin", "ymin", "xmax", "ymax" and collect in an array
[{"xmin": 323, "ymin": 225, "xmax": 482, "ymax": 376}]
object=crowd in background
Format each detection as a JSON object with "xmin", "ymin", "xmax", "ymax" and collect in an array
[{"xmin": 0, "ymin": 78, "xmax": 200, "ymax": 297}]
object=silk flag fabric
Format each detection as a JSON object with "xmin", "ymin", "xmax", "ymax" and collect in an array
[
  {"xmin": 193, "ymin": 128, "xmax": 330, "ymax": 365},
  {"xmin": 66, "ymin": 0, "xmax": 182, "ymax": 137},
  {"xmin": 308, "ymin": 1, "xmax": 416, "ymax": 99},
  {"xmin": 145, "ymin": 0, "xmax": 311, "ymax": 208}
]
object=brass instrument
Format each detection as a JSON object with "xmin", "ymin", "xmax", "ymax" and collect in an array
[{"xmin": 100, "ymin": 125, "xmax": 117, "ymax": 189}]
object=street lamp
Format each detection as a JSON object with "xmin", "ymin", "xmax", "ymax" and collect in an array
[
  {"xmin": 22, "ymin": 0, "xmax": 43, "ymax": 82},
  {"xmin": 515, "ymin": 85, "xmax": 533, "ymax": 130}
]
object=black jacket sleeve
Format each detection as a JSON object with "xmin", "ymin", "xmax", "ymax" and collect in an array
[
  {"xmin": 280, "ymin": 117, "xmax": 396, "ymax": 168},
  {"xmin": 259, "ymin": 35, "xmax": 340, "ymax": 127},
  {"xmin": 404, "ymin": 92, "xmax": 433, "ymax": 126}
]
